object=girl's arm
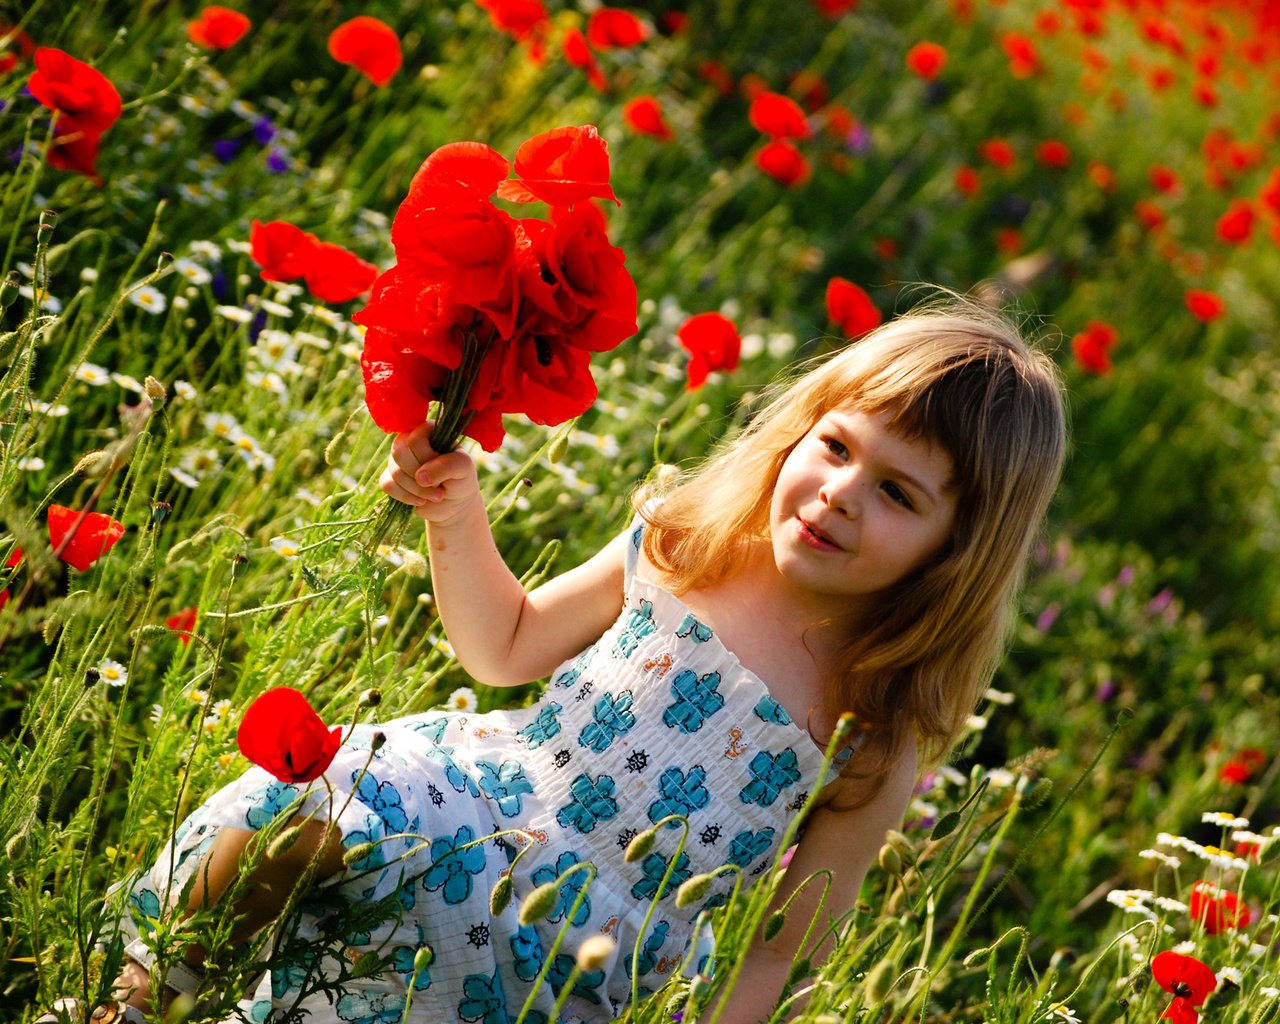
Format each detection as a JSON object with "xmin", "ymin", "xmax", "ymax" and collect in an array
[
  {"xmin": 709, "ymin": 736, "xmax": 919, "ymax": 1023},
  {"xmin": 381, "ymin": 424, "xmax": 629, "ymax": 686}
]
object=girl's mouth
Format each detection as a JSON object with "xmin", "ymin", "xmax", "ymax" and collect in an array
[{"xmin": 798, "ymin": 518, "xmax": 841, "ymax": 551}]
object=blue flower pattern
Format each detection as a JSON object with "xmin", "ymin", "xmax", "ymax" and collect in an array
[
  {"xmin": 578, "ymin": 690, "xmax": 636, "ymax": 752},
  {"xmin": 121, "ymin": 514, "xmax": 841, "ymax": 1021}
]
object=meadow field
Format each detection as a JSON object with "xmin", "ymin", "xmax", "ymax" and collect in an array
[{"xmin": 2, "ymin": 0, "xmax": 1279, "ymax": 1021}]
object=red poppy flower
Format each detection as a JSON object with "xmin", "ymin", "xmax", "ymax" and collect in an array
[
  {"xmin": 250, "ymin": 220, "xmax": 321, "ymax": 283},
  {"xmin": 1151, "ymin": 950, "xmax": 1216, "ymax": 1024},
  {"xmin": 497, "ymin": 125, "xmax": 619, "ymax": 206},
  {"xmin": 622, "ymin": 95, "xmax": 672, "ymax": 141},
  {"xmin": 327, "ymin": 16, "xmax": 402, "ymax": 87},
  {"xmin": 1192, "ymin": 79, "xmax": 1218, "ymax": 108},
  {"xmin": 476, "ymin": 0, "xmax": 550, "ymax": 43},
  {"xmin": 1034, "ymin": 10, "xmax": 1063, "ymax": 34},
  {"xmin": 5, "ymin": 546, "xmax": 22, "ymax": 568},
  {"xmin": 1001, "ymin": 32, "xmax": 1041, "ymax": 77},
  {"xmin": 392, "ymin": 198, "xmax": 517, "ymax": 317},
  {"xmin": 1035, "ymin": 139, "xmax": 1071, "ymax": 169},
  {"xmin": 166, "ymin": 607, "xmax": 198, "ymax": 645},
  {"xmin": 905, "ymin": 41, "xmax": 947, "ymax": 80},
  {"xmin": 698, "ymin": 60, "xmax": 734, "ymax": 96},
  {"xmin": 825, "ymin": 277, "xmax": 881, "ymax": 338},
  {"xmin": 823, "ymin": 104, "xmax": 856, "ymax": 140},
  {"xmin": 48, "ymin": 504, "xmax": 125, "ymax": 572},
  {"xmin": 1258, "ymin": 168, "xmax": 1280, "ymax": 218},
  {"xmin": 1087, "ymin": 161, "xmax": 1116, "ymax": 191},
  {"xmin": 789, "ymin": 70, "xmax": 829, "ymax": 113},
  {"xmin": 0, "ymin": 23, "xmax": 36, "ymax": 75},
  {"xmin": 187, "ymin": 7, "xmax": 251, "ymax": 50},
  {"xmin": 1135, "ymin": 200, "xmax": 1167, "ymax": 232},
  {"xmin": 1189, "ymin": 881, "xmax": 1251, "ymax": 934},
  {"xmin": 562, "ymin": 29, "xmax": 607, "ymax": 91},
  {"xmin": 814, "ymin": 0, "xmax": 857, "ymax": 16},
  {"xmin": 755, "ymin": 139, "xmax": 810, "ymax": 188},
  {"xmin": 304, "ymin": 242, "xmax": 379, "ymax": 304},
  {"xmin": 359, "ymin": 325, "xmax": 452, "ymax": 435},
  {"xmin": 237, "ymin": 687, "xmax": 343, "ymax": 784},
  {"xmin": 1185, "ymin": 289, "xmax": 1225, "ymax": 322},
  {"xmin": 1149, "ymin": 164, "xmax": 1180, "ymax": 193},
  {"xmin": 748, "ymin": 92, "xmax": 812, "ymax": 140},
  {"xmin": 1071, "ymin": 320, "xmax": 1117, "ymax": 375},
  {"xmin": 997, "ymin": 227, "xmax": 1024, "ymax": 255},
  {"xmin": 585, "ymin": 8, "xmax": 650, "ymax": 49},
  {"xmin": 1215, "ymin": 200, "xmax": 1255, "ymax": 244},
  {"xmin": 979, "ymin": 137, "xmax": 1016, "ymax": 171},
  {"xmin": 28, "ymin": 48, "xmax": 122, "ymax": 181},
  {"xmin": 954, "ymin": 165, "xmax": 981, "ymax": 197},
  {"xmin": 677, "ymin": 312, "xmax": 740, "ymax": 390}
]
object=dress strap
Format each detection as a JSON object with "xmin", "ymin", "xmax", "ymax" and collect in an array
[{"xmin": 623, "ymin": 511, "xmax": 647, "ymax": 588}]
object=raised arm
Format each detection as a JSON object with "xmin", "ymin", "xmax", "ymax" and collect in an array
[
  {"xmin": 380, "ymin": 423, "xmax": 628, "ymax": 686},
  {"xmin": 709, "ymin": 735, "xmax": 918, "ymax": 1024}
]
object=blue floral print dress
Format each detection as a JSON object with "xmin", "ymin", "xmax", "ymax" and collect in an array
[{"xmin": 117, "ymin": 516, "xmax": 850, "ymax": 1023}]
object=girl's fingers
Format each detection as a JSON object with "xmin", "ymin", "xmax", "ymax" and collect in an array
[
  {"xmin": 414, "ymin": 450, "xmax": 474, "ymax": 488},
  {"xmin": 380, "ymin": 465, "xmax": 431, "ymax": 503}
]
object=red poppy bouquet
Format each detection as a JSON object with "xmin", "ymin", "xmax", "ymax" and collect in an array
[{"xmin": 355, "ymin": 125, "xmax": 638, "ymax": 540}]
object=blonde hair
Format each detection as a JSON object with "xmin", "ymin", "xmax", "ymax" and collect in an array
[{"xmin": 641, "ymin": 297, "xmax": 1067, "ymax": 792}]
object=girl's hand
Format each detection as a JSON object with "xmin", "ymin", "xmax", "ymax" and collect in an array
[{"xmin": 379, "ymin": 422, "xmax": 482, "ymax": 526}]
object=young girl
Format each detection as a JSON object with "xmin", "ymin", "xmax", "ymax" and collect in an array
[{"xmin": 50, "ymin": 300, "xmax": 1065, "ymax": 1024}]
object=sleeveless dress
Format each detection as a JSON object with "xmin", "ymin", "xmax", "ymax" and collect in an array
[{"xmin": 117, "ymin": 516, "xmax": 850, "ymax": 1023}]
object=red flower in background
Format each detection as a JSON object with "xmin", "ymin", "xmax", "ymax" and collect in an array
[
  {"xmin": 1220, "ymin": 746, "xmax": 1266, "ymax": 784},
  {"xmin": 749, "ymin": 92, "xmax": 812, "ymax": 140},
  {"xmin": 677, "ymin": 313, "xmax": 740, "ymax": 390},
  {"xmin": 562, "ymin": 29, "xmax": 607, "ymax": 91},
  {"xmin": 28, "ymin": 48, "xmax": 122, "ymax": 183},
  {"xmin": 250, "ymin": 220, "xmax": 320, "ymax": 283},
  {"xmin": 698, "ymin": 60, "xmax": 735, "ymax": 96},
  {"xmin": 905, "ymin": 41, "xmax": 947, "ymax": 80},
  {"xmin": 1001, "ymin": 32, "xmax": 1041, "ymax": 77},
  {"xmin": 48, "ymin": 505, "xmax": 125, "ymax": 572},
  {"xmin": 1135, "ymin": 200, "xmax": 1167, "ymax": 232},
  {"xmin": 1185, "ymin": 289, "xmax": 1225, "ymax": 322},
  {"xmin": 825, "ymin": 277, "xmax": 881, "ymax": 338},
  {"xmin": 1189, "ymin": 881, "xmax": 1251, "ymax": 934},
  {"xmin": 187, "ymin": 7, "xmax": 251, "ymax": 49},
  {"xmin": 814, "ymin": 0, "xmax": 857, "ymax": 16},
  {"xmin": 1152, "ymin": 951, "xmax": 1215, "ymax": 1024},
  {"xmin": 1149, "ymin": 164, "xmax": 1180, "ymax": 193},
  {"xmin": 497, "ymin": 125, "xmax": 620, "ymax": 206},
  {"xmin": 1087, "ymin": 161, "xmax": 1116, "ymax": 191},
  {"xmin": 166, "ymin": 607, "xmax": 198, "ymax": 644},
  {"xmin": 623, "ymin": 95, "xmax": 672, "ymax": 140},
  {"xmin": 755, "ymin": 139, "xmax": 810, "ymax": 187},
  {"xmin": 980, "ymin": 137, "xmax": 1016, "ymax": 171},
  {"xmin": 477, "ymin": 0, "xmax": 550, "ymax": 59},
  {"xmin": 954, "ymin": 165, "xmax": 981, "ymax": 197},
  {"xmin": 305, "ymin": 242, "xmax": 379, "ymax": 303},
  {"xmin": 0, "ymin": 23, "xmax": 36, "ymax": 74},
  {"xmin": 237, "ymin": 687, "xmax": 343, "ymax": 784},
  {"xmin": 1215, "ymin": 200, "xmax": 1255, "ymax": 244},
  {"xmin": 1036, "ymin": 139, "xmax": 1071, "ymax": 169},
  {"xmin": 328, "ymin": 16, "xmax": 402, "ymax": 87},
  {"xmin": 586, "ymin": 8, "xmax": 650, "ymax": 48},
  {"xmin": 1071, "ymin": 320, "xmax": 1117, "ymax": 375}
]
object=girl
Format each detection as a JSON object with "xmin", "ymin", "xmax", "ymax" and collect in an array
[{"xmin": 48, "ymin": 300, "xmax": 1065, "ymax": 1024}]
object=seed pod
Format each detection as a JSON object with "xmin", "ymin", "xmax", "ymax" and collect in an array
[
  {"xmin": 359, "ymin": 688, "xmax": 382, "ymax": 708},
  {"xmin": 877, "ymin": 843, "xmax": 903, "ymax": 877},
  {"xmin": 885, "ymin": 829, "xmax": 914, "ymax": 862},
  {"xmin": 575, "ymin": 935, "xmax": 617, "ymax": 971},
  {"xmin": 370, "ymin": 731, "xmax": 387, "ymax": 752},
  {"xmin": 37, "ymin": 210, "xmax": 59, "ymax": 244},
  {"xmin": 675, "ymin": 873, "xmax": 713, "ymax": 908},
  {"xmin": 412, "ymin": 945, "xmax": 433, "ymax": 974},
  {"xmin": 624, "ymin": 827, "xmax": 657, "ymax": 863},
  {"xmin": 266, "ymin": 824, "xmax": 305, "ymax": 860},
  {"xmin": 763, "ymin": 910, "xmax": 786, "ymax": 942},
  {"xmin": 343, "ymin": 841, "xmax": 376, "ymax": 868},
  {"xmin": 864, "ymin": 959, "xmax": 897, "ymax": 1003},
  {"xmin": 547, "ymin": 434, "xmax": 569, "ymax": 464},
  {"xmin": 144, "ymin": 376, "xmax": 167, "ymax": 404},
  {"xmin": 0, "ymin": 271, "xmax": 20, "ymax": 311},
  {"xmin": 518, "ymin": 881, "xmax": 559, "ymax": 926},
  {"xmin": 490, "ymin": 874, "xmax": 513, "ymax": 917}
]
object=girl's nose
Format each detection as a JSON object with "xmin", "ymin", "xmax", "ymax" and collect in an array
[{"xmin": 819, "ymin": 470, "xmax": 862, "ymax": 518}]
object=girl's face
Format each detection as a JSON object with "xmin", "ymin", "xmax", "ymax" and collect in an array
[{"xmin": 767, "ymin": 406, "xmax": 958, "ymax": 622}]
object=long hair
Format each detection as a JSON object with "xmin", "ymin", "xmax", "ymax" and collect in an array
[{"xmin": 640, "ymin": 297, "xmax": 1068, "ymax": 797}]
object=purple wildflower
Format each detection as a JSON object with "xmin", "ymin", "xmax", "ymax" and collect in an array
[
  {"xmin": 213, "ymin": 139, "xmax": 241, "ymax": 163},
  {"xmin": 253, "ymin": 116, "xmax": 276, "ymax": 145},
  {"xmin": 266, "ymin": 148, "xmax": 289, "ymax": 173}
]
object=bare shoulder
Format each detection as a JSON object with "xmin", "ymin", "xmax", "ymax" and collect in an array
[{"xmin": 812, "ymin": 729, "xmax": 919, "ymax": 824}]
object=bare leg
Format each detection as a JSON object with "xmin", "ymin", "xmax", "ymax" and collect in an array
[{"xmin": 111, "ymin": 818, "xmax": 347, "ymax": 1018}]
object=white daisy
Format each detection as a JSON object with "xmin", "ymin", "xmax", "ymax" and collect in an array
[
  {"xmin": 982, "ymin": 687, "xmax": 1016, "ymax": 705},
  {"xmin": 1106, "ymin": 890, "xmax": 1156, "ymax": 918},
  {"xmin": 33, "ymin": 400, "xmax": 70, "ymax": 417},
  {"xmin": 446, "ymin": 686, "xmax": 477, "ymax": 712},
  {"xmin": 203, "ymin": 412, "xmax": 240, "ymax": 438},
  {"xmin": 256, "ymin": 297, "xmax": 293, "ymax": 318},
  {"xmin": 1203, "ymin": 812, "xmax": 1249, "ymax": 829},
  {"xmin": 98, "ymin": 658, "xmax": 129, "ymax": 687},
  {"xmin": 1217, "ymin": 967, "xmax": 1243, "ymax": 988},
  {"xmin": 215, "ymin": 304, "xmax": 254, "ymax": 324},
  {"xmin": 111, "ymin": 372, "xmax": 145, "ymax": 393},
  {"xmin": 18, "ymin": 284, "xmax": 62, "ymax": 312},
  {"xmin": 149, "ymin": 704, "xmax": 165, "ymax": 725},
  {"xmin": 128, "ymin": 285, "xmax": 167, "ymax": 314},
  {"xmin": 80, "ymin": 267, "xmax": 99, "ymax": 283},
  {"xmin": 1139, "ymin": 849, "xmax": 1181, "ymax": 869},
  {"xmin": 246, "ymin": 369, "xmax": 288, "ymax": 401},
  {"xmin": 270, "ymin": 536, "xmax": 301, "ymax": 559},
  {"xmin": 75, "ymin": 362, "xmax": 112, "ymax": 386},
  {"xmin": 16, "ymin": 457, "xmax": 45, "ymax": 471},
  {"xmin": 1047, "ymin": 1004, "xmax": 1080, "ymax": 1024},
  {"xmin": 173, "ymin": 258, "xmax": 212, "ymax": 286},
  {"xmin": 169, "ymin": 468, "xmax": 200, "ymax": 488},
  {"xmin": 174, "ymin": 380, "xmax": 197, "ymax": 401}
]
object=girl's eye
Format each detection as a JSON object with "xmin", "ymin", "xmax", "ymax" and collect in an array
[
  {"xmin": 821, "ymin": 436, "xmax": 848, "ymax": 459},
  {"xmin": 882, "ymin": 481, "xmax": 914, "ymax": 510}
]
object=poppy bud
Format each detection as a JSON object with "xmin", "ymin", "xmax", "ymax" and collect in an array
[
  {"xmin": 343, "ymin": 841, "xmax": 376, "ymax": 867},
  {"xmin": 864, "ymin": 959, "xmax": 897, "ymax": 1003},
  {"xmin": 518, "ymin": 882, "xmax": 560, "ymax": 925},
  {"xmin": 266, "ymin": 824, "xmax": 305, "ymax": 860},
  {"xmin": 547, "ymin": 434, "xmax": 568, "ymax": 464},
  {"xmin": 43, "ymin": 613, "xmax": 62, "ymax": 644},
  {"xmin": 0, "ymin": 272, "xmax": 20, "ymax": 311},
  {"xmin": 412, "ymin": 945, "xmax": 433, "ymax": 974},
  {"xmin": 885, "ymin": 830, "xmax": 915, "ymax": 862},
  {"xmin": 6, "ymin": 829, "xmax": 25, "ymax": 860},
  {"xmin": 74, "ymin": 450, "xmax": 112, "ymax": 476},
  {"xmin": 157, "ymin": 251, "xmax": 174, "ymax": 270},
  {"xmin": 624, "ymin": 827, "xmax": 657, "ymax": 863},
  {"xmin": 38, "ymin": 210, "xmax": 58, "ymax": 245},
  {"xmin": 370, "ymin": 731, "xmax": 386, "ymax": 752},
  {"xmin": 489, "ymin": 874, "xmax": 513, "ymax": 916},
  {"xmin": 359, "ymin": 688, "xmax": 382, "ymax": 708},
  {"xmin": 763, "ymin": 910, "xmax": 786, "ymax": 941},
  {"xmin": 675, "ymin": 873, "xmax": 713, "ymax": 908},
  {"xmin": 152, "ymin": 502, "xmax": 172, "ymax": 524},
  {"xmin": 144, "ymin": 376, "xmax": 167, "ymax": 404},
  {"xmin": 786, "ymin": 958, "xmax": 811, "ymax": 987},
  {"xmin": 575, "ymin": 935, "xmax": 616, "ymax": 971},
  {"xmin": 85, "ymin": 667, "xmax": 100, "ymax": 686},
  {"xmin": 877, "ymin": 843, "xmax": 903, "ymax": 877},
  {"xmin": 521, "ymin": 477, "xmax": 533, "ymax": 488}
]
